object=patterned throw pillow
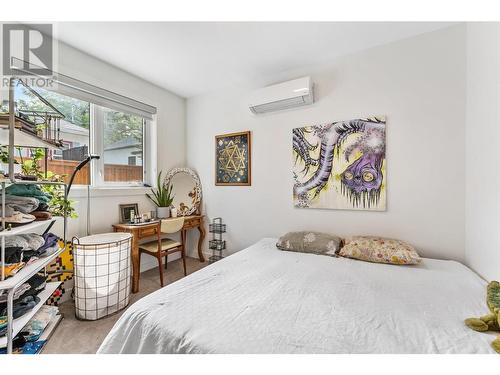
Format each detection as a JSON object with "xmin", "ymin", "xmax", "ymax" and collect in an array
[
  {"xmin": 276, "ymin": 231, "xmax": 342, "ymax": 257},
  {"xmin": 338, "ymin": 236, "xmax": 421, "ymax": 265}
]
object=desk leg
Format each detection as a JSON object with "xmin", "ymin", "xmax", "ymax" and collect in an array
[
  {"xmin": 131, "ymin": 231, "xmax": 140, "ymax": 293},
  {"xmin": 197, "ymin": 224, "xmax": 206, "ymax": 262}
]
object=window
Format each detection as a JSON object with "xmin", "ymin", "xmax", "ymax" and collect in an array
[
  {"xmin": 100, "ymin": 107, "xmax": 144, "ymax": 185},
  {"xmin": 13, "ymin": 83, "xmax": 91, "ymax": 185},
  {"xmin": 11, "ymin": 82, "xmax": 152, "ymax": 187}
]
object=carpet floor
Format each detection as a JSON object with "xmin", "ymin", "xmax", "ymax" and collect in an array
[{"xmin": 42, "ymin": 257, "xmax": 207, "ymax": 354}]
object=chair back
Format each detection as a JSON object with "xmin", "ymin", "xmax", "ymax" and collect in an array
[{"xmin": 160, "ymin": 217, "xmax": 185, "ymax": 234}]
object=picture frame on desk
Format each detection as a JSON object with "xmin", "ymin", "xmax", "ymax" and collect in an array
[{"xmin": 119, "ymin": 203, "xmax": 139, "ymax": 223}]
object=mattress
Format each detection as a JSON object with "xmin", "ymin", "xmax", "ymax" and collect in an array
[{"xmin": 97, "ymin": 238, "xmax": 495, "ymax": 354}]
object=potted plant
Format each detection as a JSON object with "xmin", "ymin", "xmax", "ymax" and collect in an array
[
  {"xmin": 146, "ymin": 171, "xmax": 174, "ymax": 218},
  {"xmin": 0, "ymin": 145, "xmax": 21, "ymax": 176}
]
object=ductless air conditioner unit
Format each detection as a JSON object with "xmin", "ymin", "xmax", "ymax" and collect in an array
[{"xmin": 248, "ymin": 76, "xmax": 313, "ymax": 114}]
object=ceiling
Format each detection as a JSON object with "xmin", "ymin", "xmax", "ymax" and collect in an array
[{"xmin": 54, "ymin": 22, "xmax": 455, "ymax": 98}]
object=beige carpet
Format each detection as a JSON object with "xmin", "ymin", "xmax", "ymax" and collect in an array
[{"xmin": 42, "ymin": 257, "xmax": 207, "ymax": 354}]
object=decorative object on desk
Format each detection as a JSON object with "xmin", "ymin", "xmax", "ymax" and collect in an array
[
  {"xmin": 73, "ymin": 232, "xmax": 132, "ymax": 320},
  {"xmin": 146, "ymin": 171, "xmax": 174, "ymax": 219},
  {"xmin": 208, "ymin": 217, "xmax": 226, "ymax": 264},
  {"xmin": 119, "ymin": 203, "xmax": 139, "ymax": 224},
  {"xmin": 293, "ymin": 116, "xmax": 386, "ymax": 211},
  {"xmin": 171, "ymin": 207, "xmax": 178, "ymax": 218},
  {"xmin": 165, "ymin": 167, "xmax": 202, "ymax": 216},
  {"xmin": 215, "ymin": 131, "xmax": 251, "ymax": 186}
]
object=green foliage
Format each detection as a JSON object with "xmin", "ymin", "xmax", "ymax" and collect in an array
[
  {"xmin": 146, "ymin": 171, "xmax": 174, "ymax": 207},
  {"xmin": 103, "ymin": 110, "xmax": 143, "ymax": 145},
  {"xmin": 20, "ymin": 147, "xmax": 77, "ymax": 218},
  {"xmin": 42, "ymin": 171, "xmax": 78, "ymax": 219},
  {"xmin": 0, "ymin": 145, "xmax": 12, "ymax": 164},
  {"xmin": 20, "ymin": 147, "xmax": 45, "ymax": 176}
]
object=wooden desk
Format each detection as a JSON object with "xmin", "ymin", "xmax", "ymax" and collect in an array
[{"xmin": 113, "ymin": 215, "xmax": 206, "ymax": 293}]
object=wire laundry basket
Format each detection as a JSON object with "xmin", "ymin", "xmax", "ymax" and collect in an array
[{"xmin": 73, "ymin": 232, "xmax": 132, "ymax": 320}]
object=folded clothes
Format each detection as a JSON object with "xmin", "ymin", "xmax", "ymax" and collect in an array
[
  {"xmin": 0, "ymin": 194, "xmax": 40, "ymax": 215},
  {"xmin": 31, "ymin": 210, "xmax": 52, "ymax": 221},
  {"xmin": 24, "ymin": 274, "xmax": 46, "ymax": 294},
  {"xmin": 5, "ymin": 184, "xmax": 52, "ymax": 204},
  {"xmin": 36, "ymin": 202, "xmax": 49, "ymax": 212},
  {"xmin": 1, "ymin": 262, "xmax": 25, "ymax": 278},
  {"xmin": 38, "ymin": 233, "xmax": 58, "ymax": 253},
  {"xmin": 0, "ymin": 283, "xmax": 30, "ymax": 304},
  {"xmin": 3, "ymin": 211, "xmax": 36, "ymax": 225},
  {"xmin": 0, "ymin": 295, "xmax": 40, "ymax": 324},
  {"xmin": 6, "ymin": 233, "xmax": 45, "ymax": 252},
  {"xmin": 10, "ymin": 274, "xmax": 47, "ymax": 302},
  {"xmin": 0, "ymin": 205, "xmax": 14, "ymax": 217},
  {"xmin": 22, "ymin": 233, "xmax": 59, "ymax": 261},
  {"xmin": 22, "ymin": 305, "xmax": 58, "ymax": 340},
  {"xmin": 0, "ymin": 274, "xmax": 46, "ymax": 320},
  {"xmin": 1, "ymin": 246, "xmax": 24, "ymax": 264}
]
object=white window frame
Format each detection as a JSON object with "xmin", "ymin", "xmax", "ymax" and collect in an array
[{"xmin": 89, "ymin": 104, "xmax": 156, "ymax": 189}]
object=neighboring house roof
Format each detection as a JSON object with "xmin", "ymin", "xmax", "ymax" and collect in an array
[
  {"xmin": 104, "ymin": 136, "xmax": 141, "ymax": 151},
  {"xmin": 59, "ymin": 119, "xmax": 89, "ymax": 136}
]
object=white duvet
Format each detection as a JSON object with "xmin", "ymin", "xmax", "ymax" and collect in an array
[{"xmin": 98, "ymin": 238, "xmax": 495, "ymax": 354}]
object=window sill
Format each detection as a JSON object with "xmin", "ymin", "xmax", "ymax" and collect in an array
[{"xmin": 69, "ymin": 185, "xmax": 151, "ymax": 198}]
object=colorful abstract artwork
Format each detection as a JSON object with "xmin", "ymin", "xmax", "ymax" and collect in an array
[
  {"xmin": 215, "ymin": 131, "xmax": 251, "ymax": 186},
  {"xmin": 293, "ymin": 116, "xmax": 386, "ymax": 211}
]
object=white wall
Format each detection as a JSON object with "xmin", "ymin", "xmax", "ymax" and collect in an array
[
  {"xmin": 187, "ymin": 25, "xmax": 467, "ymax": 262},
  {"xmin": 51, "ymin": 41, "xmax": 187, "ymax": 270},
  {"xmin": 465, "ymin": 23, "xmax": 500, "ymax": 281}
]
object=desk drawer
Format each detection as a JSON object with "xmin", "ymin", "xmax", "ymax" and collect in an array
[
  {"xmin": 139, "ymin": 227, "xmax": 158, "ymax": 238},
  {"xmin": 184, "ymin": 217, "xmax": 201, "ymax": 229}
]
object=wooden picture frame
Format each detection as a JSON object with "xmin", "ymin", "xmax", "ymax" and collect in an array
[
  {"xmin": 215, "ymin": 131, "xmax": 251, "ymax": 186},
  {"xmin": 119, "ymin": 203, "xmax": 139, "ymax": 223}
]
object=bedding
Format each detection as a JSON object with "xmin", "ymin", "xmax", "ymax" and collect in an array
[
  {"xmin": 276, "ymin": 231, "xmax": 341, "ymax": 256},
  {"xmin": 98, "ymin": 238, "xmax": 495, "ymax": 354},
  {"xmin": 339, "ymin": 236, "xmax": 421, "ymax": 265}
]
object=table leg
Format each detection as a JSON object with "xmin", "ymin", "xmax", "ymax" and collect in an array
[
  {"xmin": 131, "ymin": 232, "xmax": 140, "ymax": 293},
  {"xmin": 197, "ymin": 223, "xmax": 206, "ymax": 262}
]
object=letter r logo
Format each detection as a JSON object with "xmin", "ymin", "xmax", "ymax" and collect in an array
[{"xmin": 2, "ymin": 23, "xmax": 53, "ymax": 75}]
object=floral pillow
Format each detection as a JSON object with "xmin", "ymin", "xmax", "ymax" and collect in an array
[
  {"xmin": 338, "ymin": 236, "xmax": 421, "ymax": 265},
  {"xmin": 276, "ymin": 231, "xmax": 342, "ymax": 257}
]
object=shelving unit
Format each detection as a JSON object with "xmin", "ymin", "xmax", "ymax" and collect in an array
[
  {"xmin": 208, "ymin": 217, "xmax": 226, "ymax": 264},
  {"xmin": 1, "ymin": 76, "xmax": 68, "ymax": 354},
  {"xmin": 0, "ymin": 245, "xmax": 63, "ymax": 289},
  {"xmin": 0, "ymin": 282, "xmax": 61, "ymax": 349},
  {"xmin": 0, "ymin": 217, "xmax": 60, "ymax": 238}
]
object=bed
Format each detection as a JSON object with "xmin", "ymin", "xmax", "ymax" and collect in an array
[{"xmin": 97, "ymin": 238, "xmax": 495, "ymax": 354}]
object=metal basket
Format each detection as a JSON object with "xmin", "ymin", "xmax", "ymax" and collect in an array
[{"xmin": 73, "ymin": 232, "xmax": 132, "ymax": 320}]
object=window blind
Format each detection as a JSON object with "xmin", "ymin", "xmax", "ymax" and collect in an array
[{"xmin": 10, "ymin": 57, "xmax": 157, "ymax": 120}]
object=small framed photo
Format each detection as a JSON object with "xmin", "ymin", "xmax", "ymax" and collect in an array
[
  {"xmin": 119, "ymin": 203, "xmax": 139, "ymax": 223},
  {"xmin": 215, "ymin": 131, "xmax": 251, "ymax": 186}
]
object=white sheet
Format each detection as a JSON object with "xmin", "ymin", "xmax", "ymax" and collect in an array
[{"xmin": 98, "ymin": 238, "xmax": 495, "ymax": 354}]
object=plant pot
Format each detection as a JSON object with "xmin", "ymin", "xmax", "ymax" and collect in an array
[{"xmin": 156, "ymin": 206, "xmax": 171, "ymax": 219}]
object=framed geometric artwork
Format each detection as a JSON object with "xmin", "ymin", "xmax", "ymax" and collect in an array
[
  {"xmin": 293, "ymin": 116, "xmax": 386, "ymax": 211},
  {"xmin": 215, "ymin": 131, "xmax": 251, "ymax": 186}
]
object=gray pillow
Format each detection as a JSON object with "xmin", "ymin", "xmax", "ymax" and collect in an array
[{"xmin": 276, "ymin": 231, "xmax": 342, "ymax": 257}]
